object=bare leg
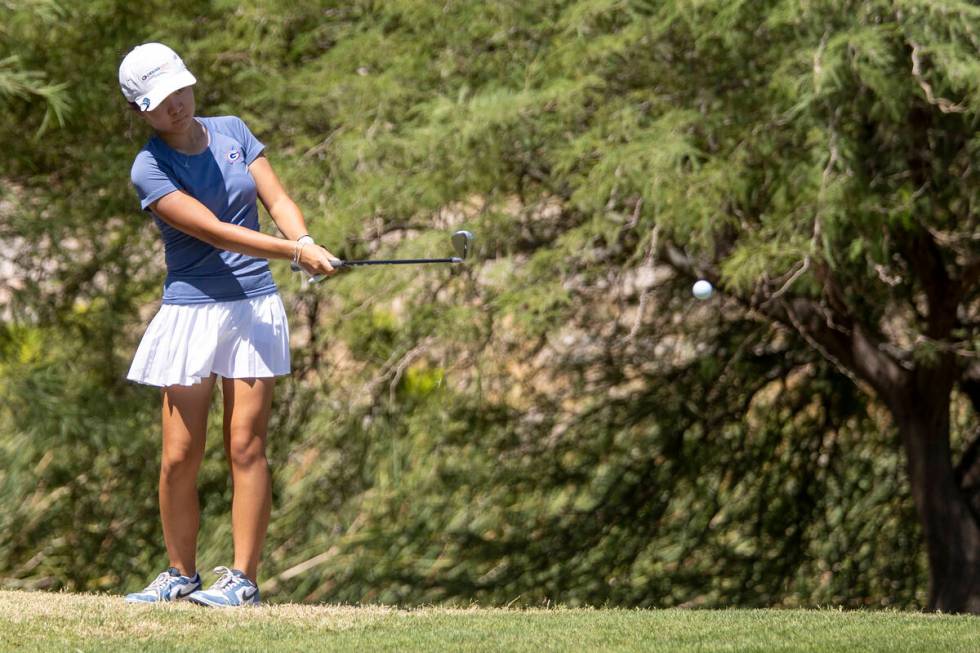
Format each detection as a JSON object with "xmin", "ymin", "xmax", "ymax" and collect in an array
[
  {"xmin": 222, "ymin": 377, "xmax": 274, "ymax": 583},
  {"xmin": 160, "ymin": 375, "xmax": 215, "ymax": 577}
]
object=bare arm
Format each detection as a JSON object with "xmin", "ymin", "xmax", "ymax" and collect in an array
[
  {"xmin": 149, "ymin": 190, "xmax": 337, "ymax": 276},
  {"xmin": 249, "ymin": 154, "xmax": 313, "ymax": 241}
]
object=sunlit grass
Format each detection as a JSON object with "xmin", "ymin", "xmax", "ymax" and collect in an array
[{"xmin": 1, "ymin": 590, "xmax": 978, "ymax": 652}]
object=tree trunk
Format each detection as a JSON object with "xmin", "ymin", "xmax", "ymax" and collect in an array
[{"xmin": 888, "ymin": 363, "xmax": 980, "ymax": 613}]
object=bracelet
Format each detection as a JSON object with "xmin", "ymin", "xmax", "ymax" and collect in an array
[
  {"xmin": 291, "ymin": 235, "xmax": 315, "ymax": 271},
  {"xmin": 291, "ymin": 241, "xmax": 302, "ymax": 270}
]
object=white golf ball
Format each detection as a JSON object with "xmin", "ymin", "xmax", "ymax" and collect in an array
[{"xmin": 692, "ymin": 279, "xmax": 713, "ymax": 300}]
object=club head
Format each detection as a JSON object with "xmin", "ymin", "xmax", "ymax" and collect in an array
[{"xmin": 451, "ymin": 230, "xmax": 474, "ymax": 261}]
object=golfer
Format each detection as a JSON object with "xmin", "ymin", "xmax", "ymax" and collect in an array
[{"xmin": 119, "ymin": 42, "xmax": 336, "ymax": 607}]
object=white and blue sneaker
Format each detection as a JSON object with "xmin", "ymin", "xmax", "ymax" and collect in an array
[
  {"xmin": 125, "ymin": 567, "xmax": 202, "ymax": 603},
  {"xmin": 187, "ymin": 566, "xmax": 260, "ymax": 607}
]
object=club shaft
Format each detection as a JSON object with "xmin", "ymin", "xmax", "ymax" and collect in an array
[{"xmin": 330, "ymin": 257, "xmax": 461, "ymax": 267}]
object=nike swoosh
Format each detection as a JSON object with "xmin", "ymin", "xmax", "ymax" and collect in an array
[
  {"xmin": 241, "ymin": 588, "xmax": 258, "ymax": 602},
  {"xmin": 175, "ymin": 584, "xmax": 199, "ymax": 599}
]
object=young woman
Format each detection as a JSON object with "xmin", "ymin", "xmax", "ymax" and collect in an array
[{"xmin": 118, "ymin": 42, "xmax": 337, "ymax": 607}]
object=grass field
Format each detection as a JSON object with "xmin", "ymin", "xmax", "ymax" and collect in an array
[{"xmin": 1, "ymin": 590, "xmax": 978, "ymax": 652}]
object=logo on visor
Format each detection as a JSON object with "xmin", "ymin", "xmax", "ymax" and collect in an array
[
  {"xmin": 227, "ymin": 148, "xmax": 242, "ymax": 163},
  {"xmin": 140, "ymin": 98, "xmax": 151, "ymax": 110}
]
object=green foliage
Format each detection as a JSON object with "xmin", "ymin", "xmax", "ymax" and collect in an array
[
  {"xmin": 2, "ymin": 0, "xmax": 977, "ymax": 610},
  {"xmin": 0, "ymin": 1, "xmax": 71, "ymax": 135}
]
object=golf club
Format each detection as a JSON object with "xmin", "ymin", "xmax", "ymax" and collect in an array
[{"xmin": 308, "ymin": 230, "xmax": 474, "ymax": 283}]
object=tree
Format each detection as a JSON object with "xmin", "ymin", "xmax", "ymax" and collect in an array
[
  {"xmin": 510, "ymin": 2, "xmax": 980, "ymax": 612},
  {"xmin": 628, "ymin": 1, "xmax": 980, "ymax": 611}
]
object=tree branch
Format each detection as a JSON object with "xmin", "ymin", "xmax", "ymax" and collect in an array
[
  {"xmin": 910, "ymin": 42, "xmax": 966, "ymax": 114},
  {"xmin": 779, "ymin": 297, "xmax": 907, "ymax": 406},
  {"xmin": 660, "ymin": 241, "xmax": 908, "ymax": 405},
  {"xmin": 900, "ymin": 227, "xmax": 959, "ymax": 338}
]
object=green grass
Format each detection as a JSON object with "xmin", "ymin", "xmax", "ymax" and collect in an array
[{"xmin": 0, "ymin": 591, "xmax": 977, "ymax": 652}]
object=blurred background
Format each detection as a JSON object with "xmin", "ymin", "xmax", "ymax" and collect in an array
[{"xmin": 2, "ymin": 0, "xmax": 978, "ymax": 611}]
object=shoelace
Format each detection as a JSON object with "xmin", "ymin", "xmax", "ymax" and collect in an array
[
  {"xmin": 210, "ymin": 566, "xmax": 239, "ymax": 591},
  {"xmin": 145, "ymin": 571, "xmax": 175, "ymax": 597}
]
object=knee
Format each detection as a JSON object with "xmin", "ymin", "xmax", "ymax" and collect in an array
[
  {"xmin": 161, "ymin": 444, "xmax": 202, "ymax": 480},
  {"xmin": 227, "ymin": 432, "xmax": 267, "ymax": 470}
]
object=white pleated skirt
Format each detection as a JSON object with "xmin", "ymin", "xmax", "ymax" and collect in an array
[{"xmin": 127, "ymin": 293, "xmax": 290, "ymax": 387}]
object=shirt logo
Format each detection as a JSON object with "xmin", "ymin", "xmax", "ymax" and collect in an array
[
  {"xmin": 140, "ymin": 98, "xmax": 151, "ymax": 110},
  {"xmin": 227, "ymin": 148, "xmax": 242, "ymax": 163}
]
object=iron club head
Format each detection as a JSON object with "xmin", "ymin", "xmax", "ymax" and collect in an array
[{"xmin": 452, "ymin": 230, "xmax": 474, "ymax": 261}]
